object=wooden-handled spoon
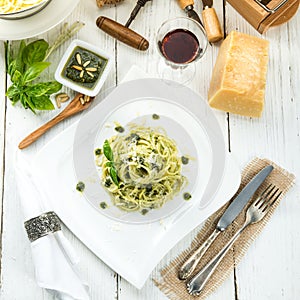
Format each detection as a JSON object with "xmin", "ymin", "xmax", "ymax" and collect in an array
[{"xmin": 18, "ymin": 93, "xmax": 93, "ymax": 150}]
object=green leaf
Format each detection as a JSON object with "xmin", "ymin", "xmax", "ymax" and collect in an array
[
  {"xmin": 103, "ymin": 140, "xmax": 114, "ymax": 161},
  {"xmin": 26, "ymin": 81, "xmax": 62, "ymax": 97},
  {"xmin": 10, "ymin": 95, "xmax": 20, "ymax": 105},
  {"xmin": 21, "ymin": 94, "xmax": 36, "ymax": 113},
  {"xmin": 31, "ymin": 95, "xmax": 55, "ymax": 110},
  {"xmin": 23, "ymin": 39, "xmax": 49, "ymax": 65},
  {"xmin": 6, "ymin": 85, "xmax": 20, "ymax": 100},
  {"xmin": 110, "ymin": 166, "xmax": 119, "ymax": 186},
  {"xmin": 22, "ymin": 62, "xmax": 51, "ymax": 84},
  {"xmin": 15, "ymin": 40, "xmax": 26, "ymax": 74},
  {"xmin": 42, "ymin": 81, "xmax": 62, "ymax": 95},
  {"xmin": 11, "ymin": 70, "xmax": 22, "ymax": 84},
  {"xmin": 7, "ymin": 60, "xmax": 17, "ymax": 77},
  {"xmin": 105, "ymin": 161, "xmax": 113, "ymax": 167},
  {"xmin": 19, "ymin": 93, "xmax": 28, "ymax": 109}
]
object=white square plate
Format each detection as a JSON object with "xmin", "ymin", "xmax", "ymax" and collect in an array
[{"xmin": 29, "ymin": 79, "xmax": 241, "ymax": 288}]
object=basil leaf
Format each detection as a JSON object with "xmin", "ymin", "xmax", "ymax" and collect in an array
[
  {"xmin": 105, "ymin": 161, "xmax": 113, "ymax": 167},
  {"xmin": 42, "ymin": 81, "xmax": 62, "ymax": 95},
  {"xmin": 11, "ymin": 70, "xmax": 22, "ymax": 84},
  {"xmin": 19, "ymin": 93, "xmax": 28, "ymax": 109},
  {"xmin": 23, "ymin": 39, "xmax": 49, "ymax": 65},
  {"xmin": 31, "ymin": 95, "xmax": 55, "ymax": 110},
  {"xmin": 110, "ymin": 166, "xmax": 119, "ymax": 186},
  {"xmin": 15, "ymin": 40, "xmax": 26, "ymax": 74},
  {"xmin": 10, "ymin": 95, "xmax": 20, "ymax": 105},
  {"xmin": 26, "ymin": 81, "xmax": 62, "ymax": 97},
  {"xmin": 22, "ymin": 94, "xmax": 36, "ymax": 113},
  {"xmin": 6, "ymin": 85, "xmax": 20, "ymax": 100},
  {"xmin": 22, "ymin": 62, "xmax": 51, "ymax": 84},
  {"xmin": 103, "ymin": 140, "xmax": 114, "ymax": 161},
  {"xmin": 7, "ymin": 60, "xmax": 17, "ymax": 77}
]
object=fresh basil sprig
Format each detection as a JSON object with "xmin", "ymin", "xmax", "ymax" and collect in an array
[
  {"xmin": 5, "ymin": 22, "xmax": 85, "ymax": 114},
  {"xmin": 6, "ymin": 39, "xmax": 61, "ymax": 113},
  {"xmin": 103, "ymin": 140, "xmax": 119, "ymax": 186}
]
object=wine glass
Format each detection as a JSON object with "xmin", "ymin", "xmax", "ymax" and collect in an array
[{"xmin": 156, "ymin": 17, "xmax": 208, "ymax": 85}]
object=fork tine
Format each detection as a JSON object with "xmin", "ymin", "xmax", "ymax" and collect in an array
[
  {"xmin": 253, "ymin": 184, "xmax": 273, "ymax": 207},
  {"xmin": 262, "ymin": 189, "xmax": 282, "ymax": 212},
  {"xmin": 259, "ymin": 185, "xmax": 277, "ymax": 210},
  {"xmin": 260, "ymin": 186, "xmax": 282, "ymax": 212}
]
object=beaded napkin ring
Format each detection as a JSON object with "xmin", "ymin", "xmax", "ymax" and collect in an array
[{"xmin": 24, "ymin": 211, "xmax": 61, "ymax": 242}]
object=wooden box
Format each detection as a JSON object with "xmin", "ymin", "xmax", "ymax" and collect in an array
[{"xmin": 227, "ymin": 0, "xmax": 299, "ymax": 33}]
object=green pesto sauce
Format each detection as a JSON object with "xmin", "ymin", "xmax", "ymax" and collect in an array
[
  {"xmin": 181, "ymin": 156, "xmax": 189, "ymax": 165},
  {"xmin": 62, "ymin": 46, "xmax": 108, "ymax": 90},
  {"xmin": 76, "ymin": 181, "xmax": 85, "ymax": 192},
  {"xmin": 94, "ymin": 148, "xmax": 102, "ymax": 156},
  {"xmin": 152, "ymin": 113, "xmax": 160, "ymax": 120},
  {"xmin": 100, "ymin": 202, "xmax": 108, "ymax": 209},
  {"xmin": 115, "ymin": 126, "xmax": 125, "ymax": 133},
  {"xmin": 183, "ymin": 192, "xmax": 192, "ymax": 200},
  {"xmin": 141, "ymin": 209, "xmax": 149, "ymax": 215}
]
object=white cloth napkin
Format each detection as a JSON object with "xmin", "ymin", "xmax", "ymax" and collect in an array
[{"xmin": 15, "ymin": 153, "xmax": 90, "ymax": 300}]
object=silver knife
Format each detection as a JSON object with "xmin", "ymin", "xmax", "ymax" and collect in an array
[{"xmin": 178, "ymin": 165, "xmax": 273, "ymax": 280}]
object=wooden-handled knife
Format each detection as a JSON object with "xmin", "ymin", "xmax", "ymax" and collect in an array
[
  {"xmin": 177, "ymin": 0, "xmax": 204, "ymax": 27},
  {"xmin": 201, "ymin": 0, "xmax": 223, "ymax": 43}
]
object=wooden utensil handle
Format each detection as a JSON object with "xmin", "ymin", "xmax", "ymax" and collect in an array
[
  {"xmin": 18, "ymin": 113, "xmax": 66, "ymax": 149},
  {"xmin": 96, "ymin": 16, "xmax": 149, "ymax": 51},
  {"xmin": 202, "ymin": 7, "xmax": 223, "ymax": 43},
  {"xmin": 177, "ymin": 0, "xmax": 194, "ymax": 9}
]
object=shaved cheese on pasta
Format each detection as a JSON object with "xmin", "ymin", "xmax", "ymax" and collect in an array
[{"xmin": 0, "ymin": 0, "xmax": 44, "ymax": 14}]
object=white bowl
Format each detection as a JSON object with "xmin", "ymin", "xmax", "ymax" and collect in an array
[
  {"xmin": 55, "ymin": 40, "xmax": 113, "ymax": 97},
  {"xmin": 0, "ymin": 0, "xmax": 51, "ymax": 20}
]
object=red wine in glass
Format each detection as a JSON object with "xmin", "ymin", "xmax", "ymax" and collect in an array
[{"xmin": 159, "ymin": 29, "xmax": 201, "ymax": 64}]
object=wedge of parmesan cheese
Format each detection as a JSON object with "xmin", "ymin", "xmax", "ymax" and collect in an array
[{"xmin": 208, "ymin": 31, "xmax": 269, "ymax": 117}]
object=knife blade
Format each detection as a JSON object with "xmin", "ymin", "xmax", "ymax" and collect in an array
[
  {"xmin": 177, "ymin": 0, "xmax": 204, "ymax": 27},
  {"xmin": 217, "ymin": 164, "xmax": 273, "ymax": 230},
  {"xmin": 186, "ymin": 6, "xmax": 202, "ymax": 24},
  {"xmin": 201, "ymin": 0, "xmax": 223, "ymax": 43},
  {"xmin": 178, "ymin": 164, "xmax": 273, "ymax": 280}
]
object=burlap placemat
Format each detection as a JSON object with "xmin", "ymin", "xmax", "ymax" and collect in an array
[{"xmin": 153, "ymin": 157, "xmax": 295, "ymax": 299}]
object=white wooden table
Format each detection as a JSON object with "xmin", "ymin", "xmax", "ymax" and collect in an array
[{"xmin": 0, "ymin": 1, "xmax": 299, "ymax": 299}]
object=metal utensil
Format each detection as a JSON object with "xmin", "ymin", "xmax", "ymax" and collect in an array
[
  {"xmin": 178, "ymin": 165, "xmax": 273, "ymax": 280},
  {"xmin": 177, "ymin": 0, "xmax": 204, "ymax": 26},
  {"xmin": 124, "ymin": 0, "xmax": 152, "ymax": 27},
  {"xmin": 187, "ymin": 184, "xmax": 282, "ymax": 296},
  {"xmin": 201, "ymin": 0, "xmax": 223, "ymax": 42},
  {"xmin": 96, "ymin": 0, "xmax": 151, "ymax": 51}
]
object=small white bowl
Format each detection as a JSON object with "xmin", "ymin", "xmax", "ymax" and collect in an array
[{"xmin": 55, "ymin": 40, "xmax": 113, "ymax": 97}]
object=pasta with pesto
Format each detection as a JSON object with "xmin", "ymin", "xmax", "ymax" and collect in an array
[{"xmin": 99, "ymin": 125, "xmax": 186, "ymax": 212}]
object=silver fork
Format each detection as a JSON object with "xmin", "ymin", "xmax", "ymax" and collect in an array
[{"xmin": 187, "ymin": 184, "xmax": 282, "ymax": 296}]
